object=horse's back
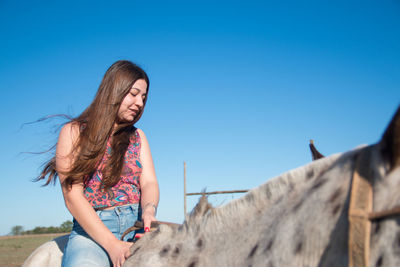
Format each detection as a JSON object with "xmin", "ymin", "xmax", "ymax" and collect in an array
[{"xmin": 22, "ymin": 234, "xmax": 68, "ymax": 267}]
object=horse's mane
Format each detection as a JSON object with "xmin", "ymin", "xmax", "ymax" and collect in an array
[{"xmin": 177, "ymin": 147, "xmax": 364, "ymax": 236}]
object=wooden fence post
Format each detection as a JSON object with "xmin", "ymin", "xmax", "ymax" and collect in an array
[{"xmin": 184, "ymin": 161, "xmax": 187, "ymax": 218}]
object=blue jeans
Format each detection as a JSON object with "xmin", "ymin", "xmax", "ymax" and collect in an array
[{"xmin": 62, "ymin": 204, "xmax": 141, "ymax": 267}]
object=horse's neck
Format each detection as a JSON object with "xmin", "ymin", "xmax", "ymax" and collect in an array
[
  {"xmin": 175, "ymin": 149, "xmax": 360, "ymax": 266},
  {"xmin": 189, "ymin": 150, "xmax": 348, "ymax": 234},
  {"xmin": 223, "ymin": 152, "xmax": 343, "ymax": 211}
]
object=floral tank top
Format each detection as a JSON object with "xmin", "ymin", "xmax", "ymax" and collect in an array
[{"xmin": 84, "ymin": 130, "xmax": 142, "ymax": 209}]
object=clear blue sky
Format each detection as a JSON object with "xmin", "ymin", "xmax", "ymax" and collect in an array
[{"xmin": 0, "ymin": 0, "xmax": 399, "ymax": 235}]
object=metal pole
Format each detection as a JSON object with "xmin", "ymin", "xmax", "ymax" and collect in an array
[{"xmin": 184, "ymin": 161, "xmax": 187, "ymax": 218}]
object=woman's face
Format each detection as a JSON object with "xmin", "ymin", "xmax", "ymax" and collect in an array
[{"xmin": 117, "ymin": 79, "xmax": 148, "ymax": 123}]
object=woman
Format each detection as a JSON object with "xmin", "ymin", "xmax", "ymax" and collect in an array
[{"xmin": 38, "ymin": 60, "xmax": 159, "ymax": 267}]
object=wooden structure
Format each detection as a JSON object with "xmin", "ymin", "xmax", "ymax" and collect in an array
[{"xmin": 183, "ymin": 162, "xmax": 249, "ymax": 216}]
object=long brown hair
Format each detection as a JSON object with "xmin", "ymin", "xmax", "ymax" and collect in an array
[{"xmin": 37, "ymin": 60, "xmax": 149, "ymax": 190}]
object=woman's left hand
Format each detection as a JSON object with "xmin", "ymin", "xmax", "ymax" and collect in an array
[
  {"xmin": 142, "ymin": 203, "xmax": 157, "ymax": 232},
  {"xmin": 135, "ymin": 204, "xmax": 156, "ymax": 239}
]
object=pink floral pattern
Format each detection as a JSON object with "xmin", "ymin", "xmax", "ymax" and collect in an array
[{"xmin": 84, "ymin": 130, "xmax": 142, "ymax": 209}]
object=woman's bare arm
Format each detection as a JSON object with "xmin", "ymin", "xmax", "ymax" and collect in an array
[{"xmin": 137, "ymin": 128, "xmax": 159, "ymax": 231}]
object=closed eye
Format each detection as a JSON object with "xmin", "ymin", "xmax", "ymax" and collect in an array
[{"xmin": 130, "ymin": 88, "xmax": 140, "ymax": 97}]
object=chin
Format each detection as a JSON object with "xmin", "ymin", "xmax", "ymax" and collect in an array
[{"xmin": 126, "ymin": 116, "xmax": 135, "ymax": 123}]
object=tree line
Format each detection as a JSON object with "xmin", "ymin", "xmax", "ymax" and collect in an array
[{"xmin": 10, "ymin": 220, "xmax": 73, "ymax": 235}]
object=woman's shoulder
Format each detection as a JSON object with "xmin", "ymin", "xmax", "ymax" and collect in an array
[
  {"xmin": 135, "ymin": 128, "xmax": 149, "ymax": 142},
  {"xmin": 59, "ymin": 122, "xmax": 81, "ymax": 144},
  {"xmin": 135, "ymin": 128, "xmax": 144, "ymax": 137}
]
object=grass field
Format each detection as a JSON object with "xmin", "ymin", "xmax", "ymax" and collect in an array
[{"xmin": 0, "ymin": 233, "xmax": 67, "ymax": 267}]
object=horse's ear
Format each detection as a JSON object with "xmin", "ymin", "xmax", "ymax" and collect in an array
[
  {"xmin": 309, "ymin": 140, "xmax": 325, "ymax": 161},
  {"xmin": 380, "ymin": 105, "xmax": 400, "ymax": 171}
]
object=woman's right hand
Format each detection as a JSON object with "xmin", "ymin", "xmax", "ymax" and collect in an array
[{"xmin": 106, "ymin": 239, "xmax": 133, "ymax": 267}]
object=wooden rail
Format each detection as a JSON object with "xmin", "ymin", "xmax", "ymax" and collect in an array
[
  {"xmin": 183, "ymin": 161, "xmax": 248, "ymax": 216},
  {"xmin": 186, "ymin": 190, "xmax": 249, "ymax": 196}
]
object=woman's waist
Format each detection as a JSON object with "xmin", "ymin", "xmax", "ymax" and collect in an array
[
  {"xmin": 95, "ymin": 202, "xmax": 140, "ymax": 211},
  {"xmin": 85, "ymin": 189, "xmax": 141, "ymax": 210}
]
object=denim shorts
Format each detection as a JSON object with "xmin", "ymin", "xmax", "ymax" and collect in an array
[{"xmin": 61, "ymin": 204, "xmax": 141, "ymax": 267}]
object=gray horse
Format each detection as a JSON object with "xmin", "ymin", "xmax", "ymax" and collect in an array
[
  {"xmin": 24, "ymin": 106, "xmax": 400, "ymax": 267},
  {"xmin": 125, "ymin": 106, "xmax": 400, "ymax": 267}
]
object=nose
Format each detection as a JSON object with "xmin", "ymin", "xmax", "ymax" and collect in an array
[{"xmin": 135, "ymin": 97, "xmax": 144, "ymax": 108}]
